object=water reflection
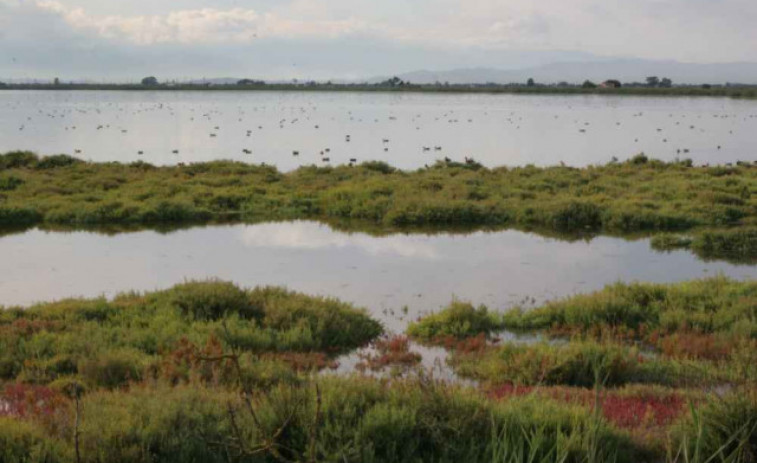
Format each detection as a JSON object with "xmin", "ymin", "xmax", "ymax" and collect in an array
[
  {"xmin": 239, "ymin": 222, "xmax": 439, "ymax": 258},
  {"xmin": 0, "ymin": 221, "xmax": 754, "ymax": 333}
]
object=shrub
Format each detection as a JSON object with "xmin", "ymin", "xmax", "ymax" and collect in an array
[
  {"xmin": 0, "ymin": 151, "xmax": 37, "ymax": 170},
  {"xmin": 253, "ymin": 286, "xmax": 383, "ymax": 352},
  {"xmin": 168, "ymin": 280, "xmax": 263, "ymax": 321},
  {"xmin": 78, "ymin": 349, "xmax": 147, "ymax": 388},
  {"xmin": 0, "ymin": 417, "xmax": 67, "ymax": 463},
  {"xmin": 407, "ymin": 300, "xmax": 501, "ymax": 342},
  {"xmin": 34, "ymin": 154, "xmax": 82, "ymax": 169},
  {"xmin": 360, "ymin": 160, "xmax": 396, "ymax": 174},
  {"xmin": 0, "ymin": 175, "xmax": 23, "ymax": 191}
]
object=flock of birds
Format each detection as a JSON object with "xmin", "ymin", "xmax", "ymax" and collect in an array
[{"xmin": 2, "ymin": 94, "xmax": 757, "ymax": 168}]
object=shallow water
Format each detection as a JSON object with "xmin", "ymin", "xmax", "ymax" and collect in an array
[
  {"xmin": 0, "ymin": 221, "xmax": 754, "ymax": 332},
  {"xmin": 2, "ymin": 90, "xmax": 756, "ymax": 169}
]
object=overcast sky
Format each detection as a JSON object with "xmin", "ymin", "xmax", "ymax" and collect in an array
[{"xmin": 1, "ymin": 0, "xmax": 756, "ymax": 81}]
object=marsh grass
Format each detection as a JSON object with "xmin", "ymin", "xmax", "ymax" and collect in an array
[
  {"xmin": 650, "ymin": 229, "xmax": 757, "ymax": 263},
  {"xmin": 406, "ymin": 300, "xmax": 503, "ymax": 342},
  {"xmin": 0, "ymin": 280, "xmax": 383, "ymax": 388},
  {"xmin": 1, "ymin": 152, "xmax": 755, "ymax": 235},
  {"xmin": 0, "ymin": 377, "xmax": 645, "ymax": 463},
  {"xmin": 501, "ymin": 277, "xmax": 757, "ymax": 341}
]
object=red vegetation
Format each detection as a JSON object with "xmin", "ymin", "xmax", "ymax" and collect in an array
[
  {"xmin": 488, "ymin": 384, "xmax": 686, "ymax": 431},
  {"xmin": 0, "ymin": 383, "xmax": 66, "ymax": 418},
  {"xmin": 356, "ymin": 335, "xmax": 422, "ymax": 372},
  {"xmin": 159, "ymin": 336, "xmax": 233, "ymax": 385},
  {"xmin": 651, "ymin": 332, "xmax": 735, "ymax": 361}
]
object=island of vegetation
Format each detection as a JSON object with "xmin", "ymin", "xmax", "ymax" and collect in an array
[{"xmin": 1, "ymin": 151, "xmax": 756, "ymax": 261}]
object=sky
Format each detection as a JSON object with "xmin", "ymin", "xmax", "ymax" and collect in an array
[{"xmin": 1, "ymin": 0, "xmax": 756, "ymax": 81}]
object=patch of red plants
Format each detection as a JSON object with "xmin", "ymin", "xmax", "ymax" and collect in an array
[
  {"xmin": 650, "ymin": 331, "xmax": 734, "ymax": 361},
  {"xmin": 1, "ymin": 318, "xmax": 60, "ymax": 337},
  {"xmin": 433, "ymin": 333, "xmax": 491, "ymax": 353},
  {"xmin": 159, "ymin": 336, "xmax": 233, "ymax": 385},
  {"xmin": 356, "ymin": 335, "xmax": 422, "ymax": 372},
  {"xmin": 0, "ymin": 383, "xmax": 66, "ymax": 419},
  {"xmin": 488, "ymin": 384, "xmax": 686, "ymax": 430}
]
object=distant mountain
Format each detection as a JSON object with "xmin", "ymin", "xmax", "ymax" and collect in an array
[{"xmin": 387, "ymin": 60, "xmax": 757, "ymax": 85}]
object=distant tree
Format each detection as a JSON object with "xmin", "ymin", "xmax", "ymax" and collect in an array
[
  {"xmin": 659, "ymin": 77, "xmax": 673, "ymax": 88},
  {"xmin": 379, "ymin": 76, "xmax": 404, "ymax": 88},
  {"xmin": 141, "ymin": 76, "xmax": 159, "ymax": 86},
  {"xmin": 526, "ymin": 78, "xmax": 535, "ymax": 87},
  {"xmin": 0, "ymin": 81, "xmax": 6, "ymax": 88},
  {"xmin": 646, "ymin": 76, "xmax": 660, "ymax": 87},
  {"xmin": 602, "ymin": 79, "xmax": 622, "ymax": 88},
  {"xmin": 582, "ymin": 80, "xmax": 598, "ymax": 89},
  {"xmin": 701, "ymin": 83, "xmax": 712, "ymax": 89},
  {"xmin": 237, "ymin": 79, "xmax": 265, "ymax": 86},
  {"xmin": 53, "ymin": 77, "xmax": 60, "ymax": 86},
  {"xmin": 557, "ymin": 81, "xmax": 570, "ymax": 87}
]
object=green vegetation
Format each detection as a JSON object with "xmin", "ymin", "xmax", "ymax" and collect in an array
[
  {"xmin": 0, "ymin": 280, "xmax": 383, "ymax": 387},
  {"xmin": 501, "ymin": 276, "xmax": 757, "ymax": 339},
  {"xmin": 1, "ymin": 152, "xmax": 756, "ymax": 238},
  {"xmin": 2, "ymin": 278, "xmax": 756, "ymax": 462},
  {"xmin": 402, "ymin": 277, "xmax": 757, "ymax": 461},
  {"xmin": 449, "ymin": 339, "xmax": 743, "ymax": 388},
  {"xmin": 406, "ymin": 300, "xmax": 502, "ymax": 342},
  {"xmin": 650, "ymin": 229, "xmax": 757, "ymax": 263},
  {"xmin": 1, "ymin": 377, "xmax": 647, "ymax": 463}
]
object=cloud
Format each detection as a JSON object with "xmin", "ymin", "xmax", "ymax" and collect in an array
[
  {"xmin": 34, "ymin": 1, "xmax": 369, "ymax": 45},
  {"xmin": 1, "ymin": 0, "xmax": 756, "ymax": 80}
]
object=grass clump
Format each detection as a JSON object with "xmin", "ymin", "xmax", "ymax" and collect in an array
[
  {"xmin": 0, "ymin": 281, "xmax": 382, "ymax": 388},
  {"xmin": 502, "ymin": 276, "xmax": 757, "ymax": 340},
  {"xmin": 406, "ymin": 300, "xmax": 502, "ymax": 342},
  {"xmin": 650, "ymin": 233, "xmax": 694, "ymax": 251},
  {"xmin": 650, "ymin": 229, "xmax": 757, "ymax": 263},
  {"xmin": 692, "ymin": 228, "xmax": 757, "ymax": 262},
  {"xmin": 450, "ymin": 340, "xmax": 714, "ymax": 388},
  {"xmin": 673, "ymin": 388, "xmax": 757, "ymax": 462},
  {"xmin": 168, "ymin": 280, "xmax": 263, "ymax": 321}
]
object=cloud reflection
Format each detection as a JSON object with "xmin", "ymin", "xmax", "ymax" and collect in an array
[{"xmin": 238, "ymin": 221, "xmax": 439, "ymax": 259}]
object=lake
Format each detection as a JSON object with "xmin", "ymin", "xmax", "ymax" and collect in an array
[
  {"xmin": 1, "ymin": 221, "xmax": 754, "ymax": 332},
  {"xmin": 1, "ymin": 90, "xmax": 756, "ymax": 170}
]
